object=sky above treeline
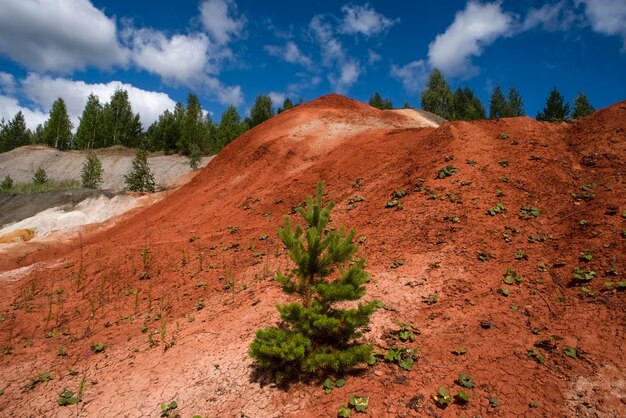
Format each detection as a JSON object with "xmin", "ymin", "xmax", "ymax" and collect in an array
[{"xmin": 0, "ymin": 0, "xmax": 625, "ymax": 130}]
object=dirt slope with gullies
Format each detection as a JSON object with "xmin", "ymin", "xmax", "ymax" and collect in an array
[{"xmin": 0, "ymin": 95, "xmax": 624, "ymax": 417}]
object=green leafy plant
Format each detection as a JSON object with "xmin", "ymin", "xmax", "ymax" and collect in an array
[
  {"xmin": 160, "ymin": 400, "xmax": 178, "ymax": 417},
  {"xmin": 91, "ymin": 342, "xmax": 105, "ymax": 353},
  {"xmin": 324, "ymin": 377, "xmax": 346, "ymax": 394},
  {"xmin": 490, "ymin": 397, "xmax": 500, "ymax": 408},
  {"xmin": 456, "ymin": 372, "xmax": 474, "ymax": 388},
  {"xmin": 486, "ymin": 202, "xmax": 506, "ymax": 216},
  {"xmin": 436, "ymin": 165, "xmax": 458, "ymax": 179},
  {"xmin": 57, "ymin": 389, "xmax": 79, "ymax": 406},
  {"xmin": 527, "ymin": 348, "xmax": 545, "ymax": 364},
  {"xmin": 22, "ymin": 371, "xmax": 52, "ymax": 392},
  {"xmin": 477, "ymin": 252, "xmax": 493, "ymax": 262},
  {"xmin": 337, "ymin": 405, "xmax": 352, "ymax": 417},
  {"xmin": 455, "ymin": 389, "xmax": 469, "ymax": 405},
  {"xmin": 515, "ymin": 250, "xmax": 528, "ymax": 260},
  {"xmin": 433, "ymin": 387, "xmax": 452, "ymax": 407},
  {"xmin": 349, "ymin": 395, "xmax": 369, "ymax": 413},
  {"xmin": 389, "ymin": 259, "xmax": 404, "ymax": 269},
  {"xmin": 563, "ymin": 346, "xmax": 579, "ymax": 359},
  {"xmin": 249, "ymin": 182, "xmax": 377, "ymax": 379},
  {"xmin": 579, "ymin": 251, "xmax": 593, "ymax": 262},
  {"xmin": 503, "ymin": 269, "xmax": 523, "ymax": 285},
  {"xmin": 391, "ymin": 322, "xmax": 418, "ymax": 342},
  {"xmin": 519, "ymin": 206, "xmax": 540, "ymax": 220},
  {"xmin": 383, "ymin": 347, "xmax": 418, "ymax": 371},
  {"xmin": 572, "ymin": 267, "xmax": 596, "ymax": 283},
  {"xmin": 422, "ymin": 293, "xmax": 439, "ymax": 305}
]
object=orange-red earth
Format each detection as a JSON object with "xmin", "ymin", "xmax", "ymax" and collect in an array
[{"xmin": 1, "ymin": 95, "xmax": 624, "ymax": 417}]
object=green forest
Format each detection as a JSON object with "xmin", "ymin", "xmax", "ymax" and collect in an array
[{"xmin": 0, "ymin": 69, "xmax": 594, "ymax": 157}]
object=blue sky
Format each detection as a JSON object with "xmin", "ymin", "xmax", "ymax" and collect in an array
[{"xmin": 0, "ymin": 0, "xmax": 625, "ymax": 130}]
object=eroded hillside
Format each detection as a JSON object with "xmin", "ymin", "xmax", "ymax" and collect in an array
[{"xmin": 0, "ymin": 95, "xmax": 624, "ymax": 417}]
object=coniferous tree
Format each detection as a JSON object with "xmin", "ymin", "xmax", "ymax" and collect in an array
[
  {"xmin": 368, "ymin": 92, "xmax": 393, "ymax": 110},
  {"xmin": 1, "ymin": 111, "xmax": 30, "ymax": 152},
  {"xmin": 453, "ymin": 87, "xmax": 486, "ymax": 121},
  {"xmin": 42, "ymin": 98, "xmax": 73, "ymax": 150},
  {"xmin": 124, "ymin": 149, "xmax": 155, "ymax": 192},
  {"xmin": 81, "ymin": 151, "xmax": 104, "ymax": 189},
  {"xmin": 505, "ymin": 87, "xmax": 525, "ymax": 117},
  {"xmin": 101, "ymin": 89, "xmax": 142, "ymax": 148},
  {"xmin": 178, "ymin": 93, "xmax": 204, "ymax": 155},
  {"xmin": 402, "ymin": 101, "xmax": 412, "ymax": 109},
  {"xmin": 489, "ymin": 86, "xmax": 507, "ymax": 119},
  {"xmin": 75, "ymin": 94, "xmax": 103, "ymax": 149},
  {"xmin": 33, "ymin": 167, "xmax": 48, "ymax": 184},
  {"xmin": 537, "ymin": 88, "xmax": 570, "ymax": 122},
  {"xmin": 202, "ymin": 113, "xmax": 218, "ymax": 154},
  {"xmin": 249, "ymin": 182, "xmax": 377, "ymax": 378},
  {"xmin": 217, "ymin": 105, "xmax": 245, "ymax": 150},
  {"xmin": 572, "ymin": 93, "xmax": 595, "ymax": 119},
  {"xmin": 249, "ymin": 94, "xmax": 275, "ymax": 128},
  {"xmin": 1, "ymin": 175, "xmax": 13, "ymax": 191},
  {"xmin": 278, "ymin": 98, "xmax": 294, "ymax": 114},
  {"xmin": 31, "ymin": 124, "xmax": 44, "ymax": 145},
  {"xmin": 420, "ymin": 69, "xmax": 454, "ymax": 120}
]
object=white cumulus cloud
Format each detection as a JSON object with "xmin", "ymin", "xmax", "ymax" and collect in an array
[
  {"xmin": 0, "ymin": 95, "xmax": 48, "ymax": 130},
  {"xmin": 428, "ymin": 1, "xmax": 515, "ymax": 78},
  {"xmin": 129, "ymin": 29, "xmax": 216, "ymax": 84},
  {"xmin": 264, "ymin": 42, "xmax": 313, "ymax": 69},
  {"xmin": 339, "ymin": 3, "xmax": 398, "ymax": 37},
  {"xmin": 20, "ymin": 74, "xmax": 177, "ymax": 128},
  {"xmin": 199, "ymin": 0, "xmax": 246, "ymax": 45},
  {"xmin": 522, "ymin": 1, "xmax": 575, "ymax": 31},
  {"xmin": 310, "ymin": 15, "xmax": 362, "ymax": 93},
  {"xmin": 576, "ymin": 0, "xmax": 626, "ymax": 49},
  {"xmin": 0, "ymin": 0, "xmax": 128, "ymax": 73},
  {"xmin": 390, "ymin": 60, "xmax": 429, "ymax": 93}
]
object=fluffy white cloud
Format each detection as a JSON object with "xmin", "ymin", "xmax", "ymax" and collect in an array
[
  {"xmin": 20, "ymin": 74, "xmax": 177, "ymax": 128},
  {"xmin": 0, "ymin": 95, "xmax": 48, "ymax": 130},
  {"xmin": 125, "ymin": 28, "xmax": 242, "ymax": 105},
  {"xmin": 0, "ymin": 0, "xmax": 128, "ymax": 73},
  {"xmin": 577, "ymin": 0, "xmax": 626, "ymax": 48},
  {"xmin": 199, "ymin": 0, "xmax": 246, "ymax": 45},
  {"xmin": 390, "ymin": 60, "xmax": 429, "ymax": 93},
  {"xmin": 268, "ymin": 92, "xmax": 287, "ymax": 107},
  {"xmin": 264, "ymin": 42, "xmax": 313, "ymax": 69},
  {"xmin": 368, "ymin": 49, "xmax": 382, "ymax": 65},
  {"xmin": 339, "ymin": 4, "xmax": 398, "ymax": 36},
  {"xmin": 0, "ymin": 72, "xmax": 16, "ymax": 95},
  {"xmin": 310, "ymin": 15, "xmax": 362, "ymax": 92},
  {"xmin": 130, "ymin": 30, "xmax": 215, "ymax": 84},
  {"xmin": 329, "ymin": 61, "xmax": 361, "ymax": 94},
  {"xmin": 522, "ymin": 1, "xmax": 575, "ymax": 31},
  {"xmin": 428, "ymin": 1, "xmax": 514, "ymax": 78}
]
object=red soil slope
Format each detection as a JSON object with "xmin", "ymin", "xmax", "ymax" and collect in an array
[{"xmin": 0, "ymin": 95, "xmax": 625, "ymax": 417}]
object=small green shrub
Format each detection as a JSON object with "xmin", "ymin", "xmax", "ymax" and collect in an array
[
  {"xmin": 33, "ymin": 167, "xmax": 48, "ymax": 184},
  {"xmin": 81, "ymin": 152, "xmax": 104, "ymax": 189},
  {"xmin": 436, "ymin": 165, "xmax": 458, "ymax": 179},
  {"xmin": 486, "ymin": 202, "xmax": 506, "ymax": 216},
  {"xmin": 249, "ymin": 182, "xmax": 377, "ymax": 379},
  {"xmin": 125, "ymin": 149, "xmax": 155, "ymax": 192},
  {"xmin": 1, "ymin": 175, "xmax": 13, "ymax": 191}
]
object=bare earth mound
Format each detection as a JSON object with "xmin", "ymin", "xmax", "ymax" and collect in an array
[{"xmin": 0, "ymin": 95, "xmax": 624, "ymax": 417}]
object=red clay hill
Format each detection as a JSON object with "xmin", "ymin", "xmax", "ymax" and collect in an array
[{"xmin": 0, "ymin": 94, "xmax": 624, "ymax": 417}]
